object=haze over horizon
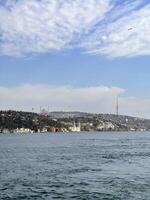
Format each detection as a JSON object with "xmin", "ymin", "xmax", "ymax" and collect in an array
[{"xmin": 0, "ymin": 0, "xmax": 150, "ymax": 118}]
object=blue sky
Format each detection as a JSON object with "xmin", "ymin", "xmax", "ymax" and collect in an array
[
  {"xmin": 0, "ymin": 0, "xmax": 150, "ymax": 118},
  {"xmin": 1, "ymin": 51, "xmax": 150, "ymax": 97}
]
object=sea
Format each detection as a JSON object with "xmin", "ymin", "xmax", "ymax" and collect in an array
[{"xmin": 0, "ymin": 132, "xmax": 150, "ymax": 200}]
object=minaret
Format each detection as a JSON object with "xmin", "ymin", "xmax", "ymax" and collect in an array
[{"xmin": 78, "ymin": 121, "xmax": 81, "ymax": 131}]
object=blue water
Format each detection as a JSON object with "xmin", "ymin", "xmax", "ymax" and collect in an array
[{"xmin": 0, "ymin": 132, "xmax": 150, "ymax": 199}]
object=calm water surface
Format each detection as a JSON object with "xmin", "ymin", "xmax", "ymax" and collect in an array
[{"xmin": 0, "ymin": 132, "xmax": 150, "ymax": 200}]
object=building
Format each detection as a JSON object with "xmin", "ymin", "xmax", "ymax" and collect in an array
[
  {"xmin": 97, "ymin": 121, "xmax": 115, "ymax": 131},
  {"xmin": 69, "ymin": 122, "xmax": 81, "ymax": 132},
  {"xmin": 15, "ymin": 128, "xmax": 34, "ymax": 133}
]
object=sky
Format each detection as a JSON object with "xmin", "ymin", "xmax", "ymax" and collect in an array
[{"xmin": 0, "ymin": 0, "xmax": 150, "ymax": 118}]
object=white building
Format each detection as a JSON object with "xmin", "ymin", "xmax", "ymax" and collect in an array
[
  {"xmin": 70, "ymin": 122, "xmax": 81, "ymax": 132},
  {"xmin": 15, "ymin": 128, "xmax": 33, "ymax": 133},
  {"xmin": 97, "ymin": 122, "xmax": 115, "ymax": 131}
]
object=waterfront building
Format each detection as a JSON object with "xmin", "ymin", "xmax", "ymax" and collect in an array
[{"xmin": 70, "ymin": 122, "xmax": 81, "ymax": 132}]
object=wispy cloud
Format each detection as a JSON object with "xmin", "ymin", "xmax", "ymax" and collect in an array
[
  {"xmin": 0, "ymin": 84, "xmax": 150, "ymax": 118},
  {"xmin": 84, "ymin": 1, "xmax": 150, "ymax": 58},
  {"xmin": 0, "ymin": 0, "xmax": 111, "ymax": 56},
  {"xmin": 0, "ymin": 0, "xmax": 149, "ymax": 58}
]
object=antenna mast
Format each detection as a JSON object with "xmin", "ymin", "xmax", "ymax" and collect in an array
[{"xmin": 116, "ymin": 97, "xmax": 119, "ymax": 116}]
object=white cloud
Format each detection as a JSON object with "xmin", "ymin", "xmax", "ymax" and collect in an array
[
  {"xmin": 0, "ymin": 0, "xmax": 111, "ymax": 56},
  {"xmin": 0, "ymin": 84, "xmax": 123, "ymax": 113},
  {"xmin": 84, "ymin": 2, "xmax": 150, "ymax": 58},
  {"xmin": 0, "ymin": 84, "xmax": 150, "ymax": 119},
  {"xmin": 0, "ymin": 0, "xmax": 149, "ymax": 58}
]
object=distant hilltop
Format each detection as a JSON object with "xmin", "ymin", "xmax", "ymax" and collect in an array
[
  {"xmin": 0, "ymin": 110, "xmax": 150, "ymax": 133},
  {"xmin": 44, "ymin": 111, "xmax": 150, "ymax": 131},
  {"xmin": 48, "ymin": 111, "xmax": 91, "ymax": 119},
  {"xmin": 48, "ymin": 111, "xmax": 144, "ymax": 120}
]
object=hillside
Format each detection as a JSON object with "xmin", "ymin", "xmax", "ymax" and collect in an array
[
  {"xmin": 49, "ymin": 111, "xmax": 150, "ymax": 131},
  {"xmin": 0, "ymin": 110, "xmax": 150, "ymax": 133},
  {"xmin": 0, "ymin": 110, "xmax": 63, "ymax": 133}
]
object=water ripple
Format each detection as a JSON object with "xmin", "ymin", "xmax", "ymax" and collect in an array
[{"xmin": 1, "ymin": 132, "xmax": 150, "ymax": 199}]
